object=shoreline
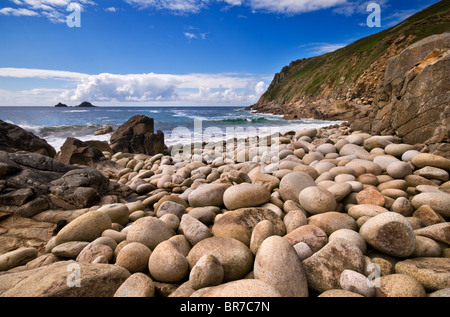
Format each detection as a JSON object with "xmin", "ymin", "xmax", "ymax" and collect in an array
[{"xmin": 0, "ymin": 118, "xmax": 449, "ymax": 297}]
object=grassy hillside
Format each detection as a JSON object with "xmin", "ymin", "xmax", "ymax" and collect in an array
[{"xmin": 256, "ymin": 0, "xmax": 450, "ymax": 107}]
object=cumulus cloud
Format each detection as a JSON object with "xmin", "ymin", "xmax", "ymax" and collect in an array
[{"xmin": 0, "ymin": 68, "xmax": 271, "ymax": 106}]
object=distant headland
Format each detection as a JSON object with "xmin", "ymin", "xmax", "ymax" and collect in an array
[{"xmin": 55, "ymin": 101, "xmax": 97, "ymax": 108}]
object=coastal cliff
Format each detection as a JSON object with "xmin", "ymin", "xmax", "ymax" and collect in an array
[{"xmin": 247, "ymin": 0, "xmax": 450, "ymax": 156}]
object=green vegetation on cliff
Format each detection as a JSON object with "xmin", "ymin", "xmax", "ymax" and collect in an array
[{"xmin": 257, "ymin": 0, "xmax": 450, "ymax": 106}]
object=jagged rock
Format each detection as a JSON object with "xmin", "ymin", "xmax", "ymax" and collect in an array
[
  {"xmin": 55, "ymin": 137, "xmax": 107, "ymax": 168},
  {"xmin": 0, "ymin": 120, "xmax": 56, "ymax": 158},
  {"xmin": 371, "ymin": 33, "xmax": 450, "ymax": 158},
  {"xmin": 110, "ymin": 115, "xmax": 165, "ymax": 155}
]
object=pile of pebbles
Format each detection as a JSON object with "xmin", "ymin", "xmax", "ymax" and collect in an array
[{"xmin": 1, "ymin": 124, "xmax": 449, "ymax": 297}]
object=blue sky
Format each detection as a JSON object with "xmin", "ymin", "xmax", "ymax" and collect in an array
[{"xmin": 0, "ymin": 0, "xmax": 441, "ymax": 106}]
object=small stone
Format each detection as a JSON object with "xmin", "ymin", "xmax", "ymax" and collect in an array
[
  {"xmin": 401, "ymin": 150, "xmax": 421, "ymax": 162},
  {"xmin": 187, "ymin": 183, "xmax": 231, "ymax": 207},
  {"xmin": 391, "ymin": 197, "xmax": 414, "ymax": 216},
  {"xmin": 283, "ymin": 209, "xmax": 308, "ymax": 233},
  {"xmin": 51, "ymin": 241, "xmax": 90, "ymax": 259},
  {"xmin": 412, "ymin": 205, "xmax": 446, "ymax": 226},
  {"xmin": 101, "ymin": 229, "xmax": 126, "ymax": 244},
  {"xmin": 186, "ymin": 237, "xmax": 253, "ymax": 282},
  {"xmin": 359, "ymin": 212, "xmax": 416, "ymax": 258},
  {"xmin": 307, "ymin": 212, "xmax": 357, "ymax": 235},
  {"xmin": 0, "ymin": 247, "xmax": 38, "ymax": 272},
  {"xmin": 254, "ymin": 235, "xmax": 308, "ymax": 297},
  {"xmin": 414, "ymin": 166, "xmax": 449, "ymax": 182},
  {"xmin": 384, "ymin": 143, "xmax": 415, "ymax": 157},
  {"xmin": 223, "ymin": 183, "xmax": 271, "ymax": 210},
  {"xmin": 148, "ymin": 240, "xmax": 189, "ymax": 283},
  {"xmin": 278, "ymin": 172, "xmax": 316, "ymax": 204},
  {"xmin": 414, "ymin": 222, "xmax": 450, "ymax": 245},
  {"xmin": 326, "ymin": 182, "xmax": 352, "ymax": 202},
  {"xmin": 340, "ymin": 269, "xmax": 374, "ymax": 297},
  {"xmin": 373, "ymin": 155, "xmax": 400, "ymax": 171},
  {"xmin": 339, "ymin": 144, "xmax": 370, "ymax": 160},
  {"xmin": 190, "ymin": 279, "xmax": 281, "ymax": 297},
  {"xmin": 76, "ymin": 243, "xmax": 113, "ymax": 263},
  {"xmin": 179, "ymin": 214, "xmax": 212, "ymax": 246},
  {"xmin": 411, "ymin": 153, "xmax": 450, "ymax": 171},
  {"xmin": 189, "ymin": 254, "xmax": 224, "ymax": 290},
  {"xmin": 356, "ymin": 186, "xmax": 385, "ymax": 206},
  {"xmin": 347, "ymin": 204, "xmax": 388, "ymax": 220},
  {"xmin": 395, "ymin": 257, "xmax": 450, "ymax": 292},
  {"xmin": 97, "ymin": 203, "xmax": 130, "ymax": 226},
  {"xmin": 298, "ymin": 186, "xmax": 337, "ymax": 215},
  {"xmin": 250, "ymin": 220, "xmax": 275, "ymax": 255},
  {"xmin": 318, "ymin": 289, "xmax": 364, "ymax": 297},
  {"xmin": 411, "ymin": 236, "xmax": 442, "ymax": 257},
  {"xmin": 114, "ymin": 273, "xmax": 155, "ymax": 297},
  {"xmin": 284, "ymin": 224, "xmax": 328, "ymax": 253},
  {"xmin": 373, "ymin": 274, "xmax": 426, "ymax": 297},
  {"xmin": 251, "ymin": 173, "xmax": 280, "ymax": 191},
  {"xmin": 126, "ymin": 216, "xmax": 176, "ymax": 250},
  {"xmin": 115, "ymin": 242, "xmax": 152, "ymax": 273},
  {"xmin": 302, "ymin": 238, "xmax": 364, "ymax": 293},
  {"xmin": 386, "ymin": 161, "xmax": 412, "ymax": 179},
  {"xmin": 156, "ymin": 201, "xmax": 186, "ymax": 219},
  {"xmin": 54, "ymin": 211, "xmax": 112, "ymax": 246},
  {"xmin": 328, "ymin": 229, "xmax": 367, "ymax": 254},
  {"xmin": 293, "ymin": 242, "xmax": 313, "ymax": 260},
  {"xmin": 411, "ymin": 192, "xmax": 450, "ymax": 218},
  {"xmin": 211, "ymin": 207, "xmax": 285, "ymax": 246}
]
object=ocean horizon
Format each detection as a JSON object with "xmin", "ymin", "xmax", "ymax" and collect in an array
[{"xmin": 0, "ymin": 106, "xmax": 339, "ymax": 152}]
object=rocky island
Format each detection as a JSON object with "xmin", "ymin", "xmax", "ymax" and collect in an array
[{"xmin": 54, "ymin": 101, "xmax": 97, "ymax": 108}]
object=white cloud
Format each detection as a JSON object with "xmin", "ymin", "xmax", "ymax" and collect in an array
[
  {"xmin": 124, "ymin": 0, "xmax": 359, "ymax": 15},
  {"xmin": 184, "ymin": 32, "xmax": 197, "ymax": 39},
  {"xmin": 0, "ymin": 68, "xmax": 86, "ymax": 80},
  {"xmin": 1, "ymin": 0, "xmax": 96, "ymax": 23},
  {"xmin": 125, "ymin": 0, "xmax": 208, "ymax": 14},
  {"xmin": 104, "ymin": 7, "xmax": 117, "ymax": 12},
  {"xmin": 0, "ymin": 7, "xmax": 39, "ymax": 16},
  {"xmin": 298, "ymin": 42, "xmax": 348, "ymax": 55},
  {"xmin": 245, "ymin": 0, "xmax": 348, "ymax": 14},
  {"xmin": 0, "ymin": 68, "xmax": 272, "ymax": 106}
]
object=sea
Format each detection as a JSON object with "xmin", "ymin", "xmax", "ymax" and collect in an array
[{"xmin": 0, "ymin": 106, "xmax": 338, "ymax": 152}]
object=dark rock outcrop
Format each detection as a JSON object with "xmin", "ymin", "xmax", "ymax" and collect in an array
[
  {"xmin": 0, "ymin": 120, "xmax": 56, "ymax": 158},
  {"xmin": 76, "ymin": 101, "xmax": 96, "ymax": 107},
  {"xmin": 0, "ymin": 150, "xmax": 116, "ymax": 216},
  {"xmin": 54, "ymin": 102, "xmax": 68, "ymax": 108},
  {"xmin": 55, "ymin": 137, "xmax": 107, "ymax": 168},
  {"xmin": 109, "ymin": 115, "xmax": 165, "ymax": 155}
]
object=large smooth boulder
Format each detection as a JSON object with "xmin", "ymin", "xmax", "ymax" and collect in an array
[
  {"xmin": 186, "ymin": 237, "xmax": 253, "ymax": 282},
  {"xmin": 279, "ymin": 172, "xmax": 316, "ymax": 203},
  {"xmin": 254, "ymin": 236, "xmax": 308, "ymax": 297},
  {"xmin": 110, "ymin": 115, "xmax": 165, "ymax": 155},
  {"xmin": 211, "ymin": 207, "xmax": 285, "ymax": 246},
  {"xmin": 0, "ymin": 261, "xmax": 130, "ymax": 297}
]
